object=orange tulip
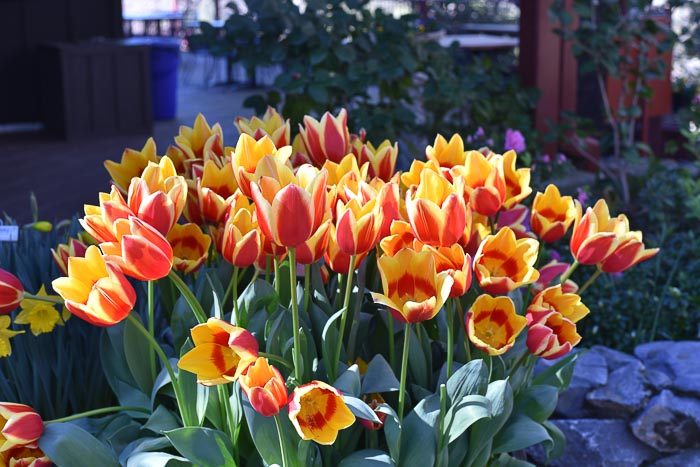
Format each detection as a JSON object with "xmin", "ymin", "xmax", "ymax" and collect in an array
[
  {"xmin": 251, "ymin": 157, "xmax": 328, "ymax": 248},
  {"xmin": 52, "ymin": 246, "xmax": 136, "ymax": 327},
  {"xmin": 0, "ymin": 446, "xmax": 51, "ymax": 467},
  {"xmin": 405, "ymin": 170, "xmax": 468, "ymax": 247},
  {"xmin": 0, "ymin": 403, "xmax": 43, "ymax": 452},
  {"xmin": 178, "ymin": 318, "xmax": 258, "ymax": 385},
  {"xmin": 473, "ymin": 227, "xmax": 539, "ymax": 294},
  {"xmin": 239, "ymin": 357, "xmax": 288, "ymax": 416},
  {"xmin": 358, "ymin": 140, "xmax": 398, "ymax": 182},
  {"xmin": 167, "ymin": 223, "xmax": 211, "ymax": 274},
  {"xmin": 379, "ymin": 220, "xmax": 423, "ymax": 257},
  {"xmin": 298, "ymin": 109, "xmax": 351, "ymax": 167},
  {"xmin": 197, "ymin": 159, "xmax": 238, "ymax": 223},
  {"xmin": 452, "ymin": 151, "xmax": 507, "ymax": 216},
  {"xmin": 501, "ymin": 150, "xmax": 532, "ymax": 209},
  {"xmin": 426, "ymin": 133, "xmax": 467, "ymax": 168},
  {"xmin": 104, "ymin": 137, "xmax": 159, "ymax": 192},
  {"xmin": 324, "ymin": 224, "xmax": 368, "ymax": 274},
  {"xmin": 531, "ymin": 184, "xmax": 580, "ymax": 243},
  {"xmin": 466, "ymin": 294, "xmax": 526, "ymax": 356},
  {"xmin": 51, "ymin": 238, "xmax": 88, "ymax": 276},
  {"xmin": 235, "ymin": 106, "xmax": 291, "ymax": 148},
  {"xmin": 322, "ymin": 154, "xmax": 368, "ymax": 189},
  {"xmin": 599, "ymin": 231, "xmax": 658, "ymax": 273},
  {"xmin": 231, "ymin": 134, "xmax": 292, "ymax": 198},
  {"xmin": 424, "ymin": 244, "xmax": 472, "ymax": 298},
  {"xmin": 0, "ymin": 269, "xmax": 23, "ymax": 315},
  {"xmin": 100, "ymin": 216, "xmax": 174, "ymax": 281},
  {"xmin": 526, "ymin": 285, "xmax": 589, "ymax": 359},
  {"xmin": 371, "ymin": 248, "xmax": 453, "ymax": 323},
  {"xmin": 288, "ymin": 380, "xmax": 355, "ymax": 445},
  {"xmin": 569, "ymin": 199, "xmax": 622, "ymax": 265}
]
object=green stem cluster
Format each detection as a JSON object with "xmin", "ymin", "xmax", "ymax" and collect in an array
[
  {"xmin": 288, "ymin": 248, "xmax": 303, "ymax": 383},
  {"xmin": 332, "ymin": 254, "xmax": 356, "ymax": 382}
]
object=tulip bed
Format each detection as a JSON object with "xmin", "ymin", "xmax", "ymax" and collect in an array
[{"xmin": 0, "ymin": 108, "xmax": 658, "ymax": 467}]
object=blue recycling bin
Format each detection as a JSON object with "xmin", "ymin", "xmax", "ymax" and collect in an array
[{"xmin": 123, "ymin": 37, "xmax": 181, "ymax": 120}]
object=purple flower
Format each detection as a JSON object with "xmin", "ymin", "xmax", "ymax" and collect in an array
[
  {"xmin": 504, "ymin": 129, "xmax": 526, "ymax": 153},
  {"xmin": 550, "ymin": 250, "xmax": 562, "ymax": 262},
  {"xmin": 474, "ymin": 127, "xmax": 485, "ymax": 138},
  {"xmin": 486, "ymin": 138, "xmax": 494, "ymax": 147},
  {"xmin": 541, "ymin": 154, "xmax": 551, "ymax": 164},
  {"xmin": 576, "ymin": 188, "xmax": 589, "ymax": 206},
  {"xmin": 556, "ymin": 153, "xmax": 567, "ymax": 164}
]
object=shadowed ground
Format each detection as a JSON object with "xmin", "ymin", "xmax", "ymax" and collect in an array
[{"xmin": 0, "ymin": 81, "xmax": 251, "ymax": 223}]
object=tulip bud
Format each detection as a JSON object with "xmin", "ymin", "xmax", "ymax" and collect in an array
[
  {"xmin": 239, "ymin": 357, "xmax": 288, "ymax": 417},
  {"xmin": 0, "ymin": 269, "xmax": 24, "ymax": 315}
]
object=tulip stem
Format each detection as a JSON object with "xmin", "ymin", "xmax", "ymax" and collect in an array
[
  {"xmin": 259, "ymin": 352, "xmax": 294, "ymax": 371},
  {"xmin": 559, "ymin": 260, "xmax": 579, "ymax": 285},
  {"xmin": 274, "ymin": 258, "xmax": 281, "ymax": 296},
  {"xmin": 288, "ymin": 248, "xmax": 303, "ymax": 383},
  {"xmin": 455, "ymin": 298, "xmax": 471, "ymax": 362},
  {"xmin": 274, "ymin": 414, "xmax": 289, "ymax": 467},
  {"xmin": 147, "ymin": 280, "xmax": 157, "ymax": 384},
  {"xmin": 387, "ymin": 313, "xmax": 396, "ymax": 373},
  {"xmin": 231, "ymin": 267, "xmax": 240, "ymax": 326},
  {"xmin": 446, "ymin": 300, "xmax": 455, "ymax": 379},
  {"xmin": 22, "ymin": 292, "xmax": 63, "ymax": 304},
  {"xmin": 578, "ymin": 269, "xmax": 602, "ymax": 295},
  {"xmin": 168, "ymin": 271, "xmax": 207, "ymax": 324},
  {"xmin": 217, "ymin": 384, "xmax": 236, "ymax": 447},
  {"xmin": 303, "ymin": 264, "xmax": 311, "ymax": 312},
  {"xmin": 398, "ymin": 323, "xmax": 412, "ymax": 423},
  {"xmin": 126, "ymin": 314, "xmax": 193, "ymax": 426},
  {"xmin": 45, "ymin": 405, "xmax": 151, "ymax": 424},
  {"xmin": 333, "ymin": 254, "xmax": 356, "ymax": 382}
]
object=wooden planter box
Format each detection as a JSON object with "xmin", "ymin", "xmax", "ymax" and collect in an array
[{"xmin": 39, "ymin": 40, "xmax": 152, "ymax": 140}]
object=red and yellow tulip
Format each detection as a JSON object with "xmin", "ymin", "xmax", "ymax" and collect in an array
[
  {"xmin": 473, "ymin": 227, "xmax": 539, "ymax": 294},
  {"xmin": 235, "ymin": 106, "xmax": 291, "ymax": 148},
  {"xmin": 52, "ymin": 246, "xmax": 136, "ymax": 327},
  {"xmin": 526, "ymin": 285, "xmax": 588, "ymax": 359},
  {"xmin": 599, "ymin": 231, "xmax": 659, "ymax": 273},
  {"xmin": 0, "ymin": 269, "xmax": 23, "ymax": 315},
  {"xmin": 296, "ymin": 220, "xmax": 332, "ymax": 265},
  {"xmin": 466, "ymin": 294, "xmax": 527, "ymax": 356},
  {"xmin": 358, "ymin": 140, "xmax": 398, "ymax": 182},
  {"xmin": 99, "ymin": 216, "xmax": 174, "ymax": 281},
  {"xmin": 531, "ymin": 184, "xmax": 579, "ymax": 243},
  {"xmin": 104, "ymin": 137, "xmax": 159, "ymax": 192},
  {"xmin": 0, "ymin": 446, "xmax": 51, "ymax": 467},
  {"xmin": 197, "ymin": 159, "xmax": 238, "ymax": 223},
  {"xmin": 250, "ymin": 157, "xmax": 328, "ymax": 248},
  {"xmin": 239, "ymin": 357, "xmax": 288, "ymax": 417},
  {"xmin": 231, "ymin": 134, "xmax": 292, "ymax": 198},
  {"xmin": 452, "ymin": 151, "xmax": 507, "ymax": 216},
  {"xmin": 173, "ymin": 113, "xmax": 224, "ymax": 162},
  {"xmin": 51, "ymin": 238, "xmax": 88, "ymax": 277},
  {"xmin": 570, "ymin": 199, "xmax": 623, "ymax": 265},
  {"xmin": 497, "ymin": 204, "xmax": 534, "ymax": 239},
  {"xmin": 0, "ymin": 403, "xmax": 43, "ymax": 452},
  {"xmin": 167, "ymin": 223, "xmax": 211, "ymax": 274},
  {"xmin": 400, "ymin": 159, "xmax": 440, "ymax": 189},
  {"xmin": 426, "ymin": 133, "xmax": 467, "ymax": 169},
  {"xmin": 214, "ymin": 194, "xmax": 261, "ymax": 268},
  {"xmin": 324, "ymin": 224, "xmax": 368, "ymax": 274},
  {"xmin": 405, "ymin": 169, "xmax": 468, "ymax": 247},
  {"xmin": 424, "ymin": 244, "xmax": 472, "ymax": 298},
  {"xmin": 532, "ymin": 260, "xmax": 578, "ymax": 294},
  {"xmin": 298, "ymin": 109, "xmax": 351, "ymax": 166},
  {"xmin": 335, "ymin": 181, "xmax": 393, "ymax": 256},
  {"xmin": 501, "ymin": 150, "xmax": 532, "ymax": 209},
  {"xmin": 178, "ymin": 318, "xmax": 258, "ymax": 385},
  {"xmin": 288, "ymin": 381, "xmax": 355, "ymax": 445},
  {"xmin": 371, "ymin": 248, "xmax": 453, "ymax": 323}
]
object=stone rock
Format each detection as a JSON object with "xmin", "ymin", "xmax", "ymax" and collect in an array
[
  {"xmin": 635, "ymin": 341, "xmax": 700, "ymax": 396},
  {"xmin": 528, "ymin": 419, "xmax": 656, "ymax": 466},
  {"xmin": 631, "ymin": 390, "xmax": 700, "ymax": 452},
  {"xmin": 591, "ymin": 345, "xmax": 640, "ymax": 371},
  {"xmin": 587, "ymin": 361, "xmax": 650, "ymax": 417},
  {"xmin": 536, "ymin": 349, "xmax": 608, "ymax": 418},
  {"xmin": 649, "ymin": 450, "xmax": 700, "ymax": 467}
]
